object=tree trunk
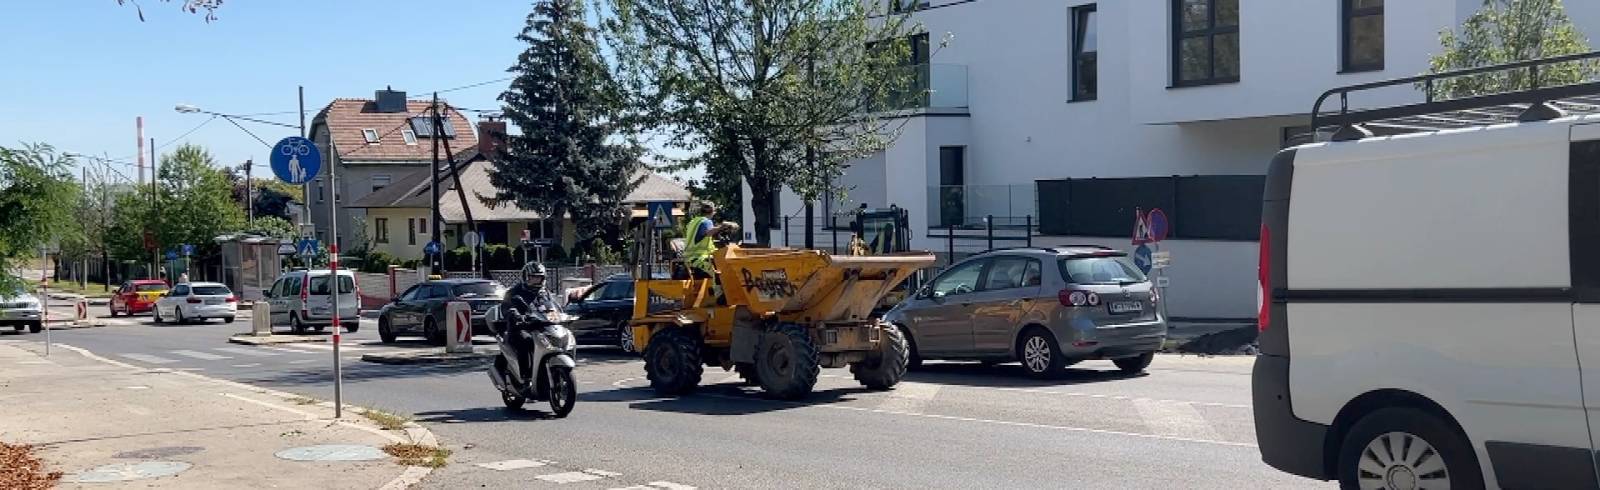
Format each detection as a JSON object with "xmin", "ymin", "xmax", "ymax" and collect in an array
[{"xmin": 749, "ymin": 137, "xmax": 774, "ymax": 247}]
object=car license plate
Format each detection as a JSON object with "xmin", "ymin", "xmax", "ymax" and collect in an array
[
  {"xmin": 1109, "ymin": 301, "xmax": 1142, "ymax": 314},
  {"xmin": 205, "ymin": 298, "xmax": 223, "ymax": 305}
]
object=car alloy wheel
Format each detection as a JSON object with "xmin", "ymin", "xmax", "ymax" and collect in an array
[
  {"xmin": 1023, "ymin": 336, "xmax": 1052, "ymax": 373},
  {"xmin": 618, "ymin": 322, "xmax": 636, "ymax": 353}
]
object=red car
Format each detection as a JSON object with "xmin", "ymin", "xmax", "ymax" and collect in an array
[{"xmin": 109, "ymin": 280, "xmax": 170, "ymax": 317}]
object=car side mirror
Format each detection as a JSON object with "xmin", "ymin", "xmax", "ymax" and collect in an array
[{"xmin": 262, "ymin": 289, "xmax": 272, "ymax": 298}]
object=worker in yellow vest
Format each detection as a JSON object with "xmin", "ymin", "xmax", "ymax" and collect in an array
[{"xmin": 683, "ymin": 202, "xmax": 739, "ymax": 280}]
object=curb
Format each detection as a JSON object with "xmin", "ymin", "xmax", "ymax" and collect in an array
[
  {"xmin": 361, "ymin": 351, "xmax": 495, "ymax": 365},
  {"xmin": 45, "ymin": 343, "xmax": 441, "ymax": 489},
  {"xmin": 228, "ymin": 334, "xmax": 327, "ymax": 345}
]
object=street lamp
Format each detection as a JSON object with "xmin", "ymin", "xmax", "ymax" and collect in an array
[{"xmin": 174, "ymin": 104, "xmax": 201, "ymax": 114}]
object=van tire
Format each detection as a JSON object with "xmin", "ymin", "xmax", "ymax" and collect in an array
[
  {"xmin": 28, "ymin": 322, "xmax": 42, "ymax": 334},
  {"xmin": 1338, "ymin": 407, "xmax": 1483, "ymax": 490},
  {"xmin": 290, "ymin": 313, "xmax": 305, "ymax": 334}
]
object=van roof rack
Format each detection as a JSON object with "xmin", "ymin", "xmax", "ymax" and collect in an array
[{"xmin": 1311, "ymin": 51, "xmax": 1600, "ymax": 139}]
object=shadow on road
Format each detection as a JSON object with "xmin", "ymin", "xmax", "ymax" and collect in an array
[
  {"xmin": 413, "ymin": 406, "xmax": 562, "ymax": 423},
  {"xmin": 904, "ymin": 361, "xmax": 1146, "ymax": 387},
  {"xmin": 232, "ymin": 361, "xmax": 486, "ymax": 386},
  {"xmin": 583, "ymin": 383, "xmax": 869, "ymax": 416}
]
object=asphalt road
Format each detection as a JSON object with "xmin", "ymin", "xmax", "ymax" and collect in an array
[{"xmin": 0, "ymin": 308, "xmax": 1332, "ymax": 489}]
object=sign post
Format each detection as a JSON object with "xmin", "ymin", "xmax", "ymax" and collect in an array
[
  {"xmin": 271, "ymin": 135, "xmax": 332, "ymax": 415},
  {"xmin": 40, "ymin": 247, "xmax": 50, "ymax": 356},
  {"xmin": 465, "ymin": 231, "xmax": 481, "ymax": 274},
  {"xmin": 181, "ymin": 243, "xmax": 193, "ymax": 279},
  {"xmin": 445, "ymin": 301, "xmax": 472, "ymax": 354}
]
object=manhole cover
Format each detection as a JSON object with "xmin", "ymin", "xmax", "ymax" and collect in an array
[
  {"xmin": 114, "ymin": 446, "xmax": 204, "ymax": 459},
  {"xmin": 274, "ymin": 444, "xmax": 386, "ymax": 462},
  {"xmin": 65, "ymin": 462, "xmax": 191, "ymax": 483}
]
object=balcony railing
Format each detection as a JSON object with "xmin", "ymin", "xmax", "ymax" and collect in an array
[
  {"xmin": 875, "ymin": 63, "xmax": 968, "ymax": 112},
  {"xmin": 928, "ymin": 184, "xmax": 1036, "ymax": 229}
]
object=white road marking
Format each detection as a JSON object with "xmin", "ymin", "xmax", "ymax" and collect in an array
[
  {"xmin": 171, "ymin": 350, "xmax": 229, "ymax": 361},
  {"xmin": 121, "ymin": 353, "xmax": 177, "ymax": 364},
  {"xmin": 989, "ymin": 386, "xmax": 1249, "ymax": 409},
  {"xmin": 215, "ymin": 347, "xmax": 280, "ymax": 357},
  {"xmin": 1132, "ymin": 399, "xmax": 1225, "ymax": 442},
  {"xmin": 232, "ymin": 363, "xmax": 262, "ymax": 368},
  {"xmin": 476, "ymin": 459, "xmax": 546, "ymax": 471},
  {"xmin": 281, "ymin": 343, "xmax": 372, "ymax": 352},
  {"xmin": 583, "ymin": 469, "xmax": 622, "ymax": 477},
  {"xmin": 122, "ymin": 404, "xmax": 152, "ymax": 416},
  {"xmin": 873, "ymin": 380, "xmax": 942, "ymax": 414},
  {"xmin": 647, "ymin": 482, "xmax": 696, "ymax": 490},
  {"xmin": 535, "ymin": 471, "xmax": 605, "ymax": 484},
  {"xmin": 719, "ymin": 372, "xmax": 743, "ymax": 384},
  {"xmin": 289, "ymin": 359, "xmax": 316, "ymax": 364}
]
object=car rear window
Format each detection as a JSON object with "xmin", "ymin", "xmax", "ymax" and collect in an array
[
  {"xmin": 453, "ymin": 283, "xmax": 501, "ymax": 298},
  {"xmin": 1058, "ymin": 256, "xmax": 1147, "ymax": 285},
  {"xmin": 135, "ymin": 284, "xmax": 166, "ymax": 292},
  {"xmin": 308, "ymin": 276, "xmax": 356, "ymax": 295},
  {"xmin": 192, "ymin": 286, "xmax": 231, "ymax": 296}
]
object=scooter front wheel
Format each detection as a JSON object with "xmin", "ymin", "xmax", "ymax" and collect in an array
[{"xmin": 547, "ymin": 366, "xmax": 576, "ymax": 418}]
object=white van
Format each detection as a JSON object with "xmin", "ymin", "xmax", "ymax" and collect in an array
[
  {"xmin": 262, "ymin": 269, "xmax": 361, "ymax": 334},
  {"xmin": 1256, "ymin": 55, "xmax": 1600, "ymax": 489}
]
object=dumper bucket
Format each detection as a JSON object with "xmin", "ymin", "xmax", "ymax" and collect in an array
[{"xmin": 716, "ymin": 246, "xmax": 936, "ymax": 323}]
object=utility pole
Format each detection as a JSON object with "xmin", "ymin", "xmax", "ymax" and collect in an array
[
  {"xmin": 300, "ymin": 86, "xmax": 313, "ymax": 255},
  {"xmin": 150, "ymin": 137, "xmax": 159, "ymax": 281},
  {"xmin": 430, "ymin": 93, "xmax": 442, "ymax": 272},
  {"xmin": 244, "ymin": 159, "xmax": 254, "ymax": 227},
  {"xmin": 100, "ymin": 153, "xmax": 111, "ymax": 291}
]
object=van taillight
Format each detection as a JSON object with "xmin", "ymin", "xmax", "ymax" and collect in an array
[
  {"xmin": 1258, "ymin": 223, "xmax": 1271, "ymax": 332},
  {"xmin": 300, "ymin": 274, "xmax": 310, "ymax": 317}
]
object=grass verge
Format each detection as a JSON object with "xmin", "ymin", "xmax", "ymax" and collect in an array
[
  {"xmin": 1, "ymin": 441, "xmax": 63, "ymax": 489},
  {"xmin": 361, "ymin": 407, "xmax": 412, "ymax": 431},
  {"xmin": 383, "ymin": 443, "xmax": 450, "ymax": 468}
]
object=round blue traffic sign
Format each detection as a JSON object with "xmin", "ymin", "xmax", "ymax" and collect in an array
[
  {"xmin": 270, "ymin": 137, "xmax": 321, "ymax": 184},
  {"xmin": 424, "ymin": 241, "xmax": 442, "ymax": 256},
  {"xmin": 1133, "ymin": 244, "xmax": 1154, "ymax": 275}
]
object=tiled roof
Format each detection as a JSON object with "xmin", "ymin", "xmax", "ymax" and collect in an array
[
  {"xmin": 347, "ymin": 154, "xmax": 692, "ymax": 224},
  {"xmin": 311, "ymin": 99, "xmax": 478, "ymax": 163}
]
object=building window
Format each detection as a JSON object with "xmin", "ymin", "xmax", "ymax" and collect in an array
[
  {"xmin": 401, "ymin": 129, "xmax": 418, "ymax": 145},
  {"xmin": 374, "ymin": 218, "xmax": 389, "ymax": 243},
  {"xmin": 317, "ymin": 178, "xmax": 325, "ymax": 202},
  {"xmin": 372, "ymin": 174, "xmax": 391, "ymax": 192},
  {"xmin": 408, "ymin": 218, "xmax": 417, "ymax": 245},
  {"xmin": 1071, "ymin": 4, "xmax": 1098, "ymax": 101},
  {"xmin": 361, "ymin": 128, "xmax": 380, "ymax": 144},
  {"xmin": 938, "ymin": 146, "xmax": 966, "ymax": 227},
  {"xmin": 419, "ymin": 217, "xmax": 428, "ymax": 234},
  {"xmin": 889, "ymin": 0, "xmax": 928, "ymax": 14},
  {"xmin": 768, "ymin": 186, "xmax": 782, "ymax": 230},
  {"xmin": 1341, "ymin": 0, "xmax": 1383, "ymax": 72},
  {"xmin": 1171, "ymin": 0, "xmax": 1240, "ymax": 87}
]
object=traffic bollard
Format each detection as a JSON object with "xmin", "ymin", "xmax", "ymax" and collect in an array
[
  {"xmin": 251, "ymin": 302, "xmax": 272, "ymax": 336},
  {"xmin": 74, "ymin": 298, "xmax": 88, "ymax": 326},
  {"xmin": 445, "ymin": 301, "xmax": 473, "ymax": 354}
]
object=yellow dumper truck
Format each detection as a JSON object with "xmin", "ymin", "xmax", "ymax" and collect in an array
[{"xmin": 631, "ymin": 244, "xmax": 935, "ymax": 399}]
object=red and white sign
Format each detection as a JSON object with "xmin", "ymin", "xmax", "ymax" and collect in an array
[
  {"xmin": 1131, "ymin": 208, "xmax": 1170, "ymax": 245},
  {"xmin": 445, "ymin": 301, "xmax": 473, "ymax": 354}
]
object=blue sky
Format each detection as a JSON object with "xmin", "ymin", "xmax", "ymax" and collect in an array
[{"xmin": 0, "ymin": 1, "xmax": 692, "ymax": 183}]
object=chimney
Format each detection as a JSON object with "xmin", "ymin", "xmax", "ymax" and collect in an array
[
  {"xmin": 477, "ymin": 116, "xmax": 507, "ymax": 158},
  {"xmin": 374, "ymin": 86, "xmax": 407, "ymax": 113}
]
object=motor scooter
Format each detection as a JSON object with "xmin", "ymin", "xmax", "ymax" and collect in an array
[{"xmin": 485, "ymin": 304, "xmax": 577, "ymax": 417}]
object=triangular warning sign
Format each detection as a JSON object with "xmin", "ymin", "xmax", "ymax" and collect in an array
[{"xmin": 1132, "ymin": 208, "xmax": 1152, "ymax": 245}]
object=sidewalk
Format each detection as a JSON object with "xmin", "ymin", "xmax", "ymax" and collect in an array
[{"xmin": 0, "ymin": 341, "xmax": 438, "ymax": 489}]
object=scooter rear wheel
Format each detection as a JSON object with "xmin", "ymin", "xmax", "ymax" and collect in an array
[{"xmin": 548, "ymin": 366, "xmax": 576, "ymax": 418}]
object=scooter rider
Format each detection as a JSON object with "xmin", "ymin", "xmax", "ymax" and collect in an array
[{"xmin": 500, "ymin": 262, "xmax": 558, "ymax": 340}]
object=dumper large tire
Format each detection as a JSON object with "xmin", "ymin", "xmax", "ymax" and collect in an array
[
  {"xmin": 756, "ymin": 323, "xmax": 820, "ymax": 400},
  {"xmin": 644, "ymin": 327, "xmax": 703, "ymax": 396},
  {"xmin": 851, "ymin": 325, "xmax": 908, "ymax": 390}
]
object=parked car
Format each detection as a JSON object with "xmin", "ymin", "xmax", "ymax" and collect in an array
[
  {"xmin": 0, "ymin": 291, "xmax": 43, "ymax": 333},
  {"xmin": 377, "ymin": 279, "xmax": 503, "ymax": 344},
  {"xmin": 882, "ymin": 246, "xmax": 1166, "ymax": 378},
  {"xmin": 564, "ymin": 274, "xmax": 640, "ymax": 352},
  {"xmin": 152, "ymin": 282, "xmax": 237, "ymax": 324},
  {"xmin": 108, "ymin": 279, "xmax": 169, "ymax": 317},
  {"xmin": 262, "ymin": 269, "xmax": 361, "ymax": 334}
]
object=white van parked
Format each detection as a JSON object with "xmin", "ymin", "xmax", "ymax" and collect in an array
[
  {"xmin": 1256, "ymin": 54, "xmax": 1600, "ymax": 489},
  {"xmin": 262, "ymin": 269, "xmax": 361, "ymax": 334}
]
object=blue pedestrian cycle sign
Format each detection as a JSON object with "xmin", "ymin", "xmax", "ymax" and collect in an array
[
  {"xmin": 1133, "ymin": 244, "xmax": 1154, "ymax": 275},
  {"xmin": 270, "ymin": 136, "xmax": 321, "ymax": 184},
  {"xmin": 181, "ymin": 244, "xmax": 194, "ymax": 257},
  {"xmin": 423, "ymin": 241, "xmax": 442, "ymax": 256}
]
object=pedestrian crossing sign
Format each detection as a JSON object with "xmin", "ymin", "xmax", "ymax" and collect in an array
[{"xmin": 648, "ymin": 201, "xmax": 675, "ymax": 230}]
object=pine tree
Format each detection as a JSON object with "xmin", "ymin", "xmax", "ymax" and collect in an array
[{"xmin": 491, "ymin": 0, "xmax": 643, "ymax": 242}]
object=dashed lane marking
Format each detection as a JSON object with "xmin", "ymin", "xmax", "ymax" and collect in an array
[
  {"xmin": 120, "ymin": 353, "xmax": 177, "ymax": 364},
  {"xmin": 476, "ymin": 459, "xmax": 546, "ymax": 471},
  {"xmin": 214, "ymin": 347, "xmax": 281, "ymax": 357},
  {"xmin": 170, "ymin": 350, "xmax": 229, "ymax": 361},
  {"xmin": 535, "ymin": 471, "xmax": 605, "ymax": 484},
  {"xmin": 231, "ymin": 363, "xmax": 262, "ymax": 368},
  {"xmin": 646, "ymin": 482, "xmax": 697, "ymax": 490},
  {"xmin": 872, "ymin": 380, "xmax": 942, "ymax": 414},
  {"xmin": 583, "ymin": 469, "xmax": 622, "ymax": 477}
]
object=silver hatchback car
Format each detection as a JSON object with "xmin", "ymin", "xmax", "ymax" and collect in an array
[{"xmin": 883, "ymin": 246, "xmax": 1167, "ymax": 378}]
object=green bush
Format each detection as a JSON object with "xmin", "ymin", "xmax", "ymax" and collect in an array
[
  {"xmin": 359, "ymin": 250, "xmax": 400, "ymax": 273},
  {"xmin": 484, "ymin": 244, "xmax": 517, "ymax": 270},
  {"xmin": 443, "ymin": 247, "xmax": 472, "ymax": 270}
]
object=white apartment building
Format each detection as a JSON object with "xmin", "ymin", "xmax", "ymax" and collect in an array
[{"xmin": 746, "ymin": 0, "xmax": 1600, "ymax": 320}]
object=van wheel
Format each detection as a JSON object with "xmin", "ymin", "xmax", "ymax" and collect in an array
[
  {"xmin": 1339, "ymin": 407, "xmax": 1483, "ymax": 490},
  {"xmin": 28, "ymin": 322, "xmax": 42, "ymax": 334},
  {"xmin": 1113, "ymin": 352, "xmax": 1155, "ymax": 373},
  {"xmin": 290, "ymin": 313, "xmax": 305, "ymax": 334},
  {"xmin": 1017, "ymin": 328, "xmax": 1065, "ymax": 378}
]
